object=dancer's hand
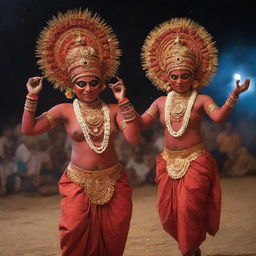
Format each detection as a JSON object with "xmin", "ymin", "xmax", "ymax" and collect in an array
[
  {"xmin": 109, "ymin": 76, "xmax": 126, "ymax": 101},
  {"xmin": 26, "ymin": 76, "xmax": 43, "ymax": 95},
  {"xmin": 233, "ymin": 79, "xmax": 250, "ymax": 96}
]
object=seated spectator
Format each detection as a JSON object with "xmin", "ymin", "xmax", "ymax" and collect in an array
[
  {"xmin": 201, "ymin": 119, "xmax": 227, "ymax": 173},
  {"xmin": 126, "ymin": 148, "xmax": 150, "ymax": 186},
  {"xmin": 224, "ymin": 146, "xmax": 256, "ymax": 177},
  {"xmin": 217, "ymin": 122, "xmax": 241, "ymax": 158},
  {"xmin": 0, "ymin": 124, "xmax": 18, "ymax": 195}
]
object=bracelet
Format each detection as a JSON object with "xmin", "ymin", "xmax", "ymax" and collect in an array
[
  {"xmin": 229, "ymin": 93, "xmax": 238, "ymax": 102},
  {"xmin": 225, "ymin": 94, "xmax": 238, "ymax": 109},
  {"xmin": 27, "ymin": 94, "xmax": 39, "ymax": 100},
  {"xmin": 118, "ymin": 98, "xmax": 128, "ymax": 104},
  {"xmin": 118, "ymin": 98, "xmax": 136, "ymax": 122},
  {"xmin": 24, "ymin": 95, "xmax": 38, "ymax": 112}
]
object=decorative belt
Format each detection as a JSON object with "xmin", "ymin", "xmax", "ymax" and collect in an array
[
  {"xmin": 162, "ymin": 143, "xmax": 206, "ymax": 179},
  {"xmin": 66, "ymin": 162, "xmax": 122, "ymax": 205}
]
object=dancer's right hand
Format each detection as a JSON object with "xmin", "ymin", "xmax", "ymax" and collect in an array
[{"xmin": 26, "ymin": 76, "xmax": 43, "ymax": 95}]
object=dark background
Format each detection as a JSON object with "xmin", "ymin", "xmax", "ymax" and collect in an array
[{"xmin": 1, "ymin": 0, "xmax": 255, "ymax": 125}]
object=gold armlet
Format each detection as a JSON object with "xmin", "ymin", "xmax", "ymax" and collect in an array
[
  {"xmin": 206, "ymin": 103, "xmax": 219, "ymax": 115},
  {"xmin": 42, "ymin": 112, "xmax": 56, "ymax": 129},
  {"xmin": 145, "ymin": 108, "xmax": 158, "ymax": 118},
  {"xmin": 118, "ymin": 120, "xmax": 127, "ymax": 131}
]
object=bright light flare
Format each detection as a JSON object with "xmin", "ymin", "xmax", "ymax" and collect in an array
[{"xmin": 234, "ymin": 73, "xmax": 241, "ymax": 80}]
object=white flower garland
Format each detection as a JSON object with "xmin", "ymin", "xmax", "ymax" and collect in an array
[
  {"xmin": 73, "ymin": 99, "xmax": 111, "ymax": 154},
  {"xmin": 165, "ymin": 89, "xmax": 197, "ymax": 137}
]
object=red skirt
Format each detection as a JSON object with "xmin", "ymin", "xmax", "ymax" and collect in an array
[
  {"xmin": 156, "ymin": 151, "xmax": 221, "ymax": 255},
  {"xmin": 58, "ymin": 171, "xmax": 132, "ymax": 256}
]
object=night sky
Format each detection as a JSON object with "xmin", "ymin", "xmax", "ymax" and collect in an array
[{"xmin": 1, "ymin": 0, "xmax": 256, "ymax": 126}]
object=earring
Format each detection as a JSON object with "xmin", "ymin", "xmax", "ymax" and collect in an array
[
  {"xmin": 192, "ymin": 80, "xmax": 199, "ymax": 89},
  {"xmin": 65, "ymin": 87, "xmax": 75, "ymax": 99},
  {"xmin": 165, "ymin": 82, "xmax": 172, "ymax": 92}
]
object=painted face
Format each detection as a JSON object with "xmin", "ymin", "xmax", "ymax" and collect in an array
[
  {"xmin": 72, "ymin": 76, "xmax": 102, "ymax": 102},
  {"xmin": 168, "ymin": 70, "xmax": 194, "ymax": 93}
]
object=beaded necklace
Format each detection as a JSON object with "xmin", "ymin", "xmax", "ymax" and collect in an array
[
  {"xmin": 73, "ymin": 99, "xmax": 111, "ymax": 154},
  {"xmin": 165, "ymin": 89, "xmax": 197, "ymax": 137}
]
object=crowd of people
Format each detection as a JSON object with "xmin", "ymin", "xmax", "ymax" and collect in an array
[
  {"xmin": 0, "ymin": 122, "xmax": 70, "ymax": 195},
  {"xmin": 201, "ymin": 117, "xmax": 256, "ymax": 177},
  {"xmin": 1, "ymin": 116, "xmax": 255, "ymax": 196}
]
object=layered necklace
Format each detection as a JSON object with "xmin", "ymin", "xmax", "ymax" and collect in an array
[
  {"xmin": 165, "ymin": 89, "xmax": 197, "ymax": 137},
  {"xmin": 73, "ymin": 98, "xmax": 111, "ymax": 154}
]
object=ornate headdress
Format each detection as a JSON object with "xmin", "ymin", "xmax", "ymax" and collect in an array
[
  {"xmin": 36, "ymin": 9, "xmax": 121, "ymax": 94},
  {"xmin": 141, "ymin": 18, "xmax": 218, "ymax": 92}
]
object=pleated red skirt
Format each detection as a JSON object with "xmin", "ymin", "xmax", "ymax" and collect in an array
[
  {"xmin": 156, "ymin": 151, "xmax": 221, "ymax": 255},
  {"xmin": 58, "ymin": 171, "xmax": 132, "ymax": 256}
]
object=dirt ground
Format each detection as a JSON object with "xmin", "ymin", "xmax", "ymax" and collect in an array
[{"xmin": 0, "ymin": 176, "xmax": 256, "ymax": 256}]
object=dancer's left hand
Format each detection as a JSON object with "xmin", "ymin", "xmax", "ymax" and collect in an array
[
  {"xmin": 233, "ymin": 79, "xmax": 250, "ymax": 96},
  {"xmin": 109, "ymin": 76, "xmax": 126, "ymax": 101}
]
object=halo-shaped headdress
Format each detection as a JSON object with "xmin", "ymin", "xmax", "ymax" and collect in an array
[
  {"xmin": 36, "ymin": 9, "xmax": 121, "ymax": 93},
  {"xmin": 141, "ymin": 18, "xmax": 218, "ymax": 92}
]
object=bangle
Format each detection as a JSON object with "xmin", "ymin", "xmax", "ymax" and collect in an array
[
  {"xmin": 225, "ymin": 94, "xmax": 238, "ymax": 109},
  {"xmin": 230, "ymin": 93, "xmax": 238, "ymax": 101},
  {"xmin": 231, "ymin": 92, "xmax": 239, "ymax": 98},
  {"xmin": 24, "ymin": 97, "xmax": 38, "ymax": 112},
  {"xmin": 118, "ymin": 98, "xmax": 136, "ymax": 122},
  {"xmin": 118, "ymin": 98, "xmax": 128, "ymax": 104},
  {"xmin": 27, "ymin": 94, "xmax": 38, "ymax": 100}
]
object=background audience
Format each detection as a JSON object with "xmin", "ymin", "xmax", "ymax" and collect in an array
[{"xmin": 1, "ymin": 116, "xmax": 255, "ymax": 196}]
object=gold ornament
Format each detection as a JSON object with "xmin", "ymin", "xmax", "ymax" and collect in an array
[
  {"xmin": 192, "ymin": 80, "xmax": 199, "ymax": 89},
  {"xmin": 73, "ymin": 99, "xmax": 111, "ymax": 154},
  {"xmin": 67, "ymin": 162, "xmax": 122, "ymax": 204},
  {"xmin": 163, "ymin": 143, "xmax": 205, "ymax": 179},
  {"xmin": 170, "ymin": 90, "xmax": 192, "ymax": 121},
  {"xmin": 165, "ymin": 89, "xmax": 197, "ymax": 137},
  {"xmin": 141, "ymin": 18, "xmax": 218, "ymax": 92},
  {"xmin": 78, "ymin": 99, "xmax": 105, "ymax": 136},
  {"xmin": 206, "ymin": 103, "xmax": 219, "ymax": 115},
  {"xmin": 65, "ymin": 88, "xmax": 75, "ymax": 99},
  {"xmin": 36, "ymin": 9, "xmax": 121, "ymax": 93},
  {"xmin": 42, "ymin": 112, "xmax": 56, "ymax": 129},
  {"xmin": 82, "ymin": 112, "xmax": 104, "ymax": 137}
]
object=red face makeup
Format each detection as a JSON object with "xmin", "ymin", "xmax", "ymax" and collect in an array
[
  {"xmin": 169, "ymin": 70, "xmax": 194, "ymax": 93},
  {"xmin": 73, "ymin": 76, "xmax": 102, "ymax": 102}
]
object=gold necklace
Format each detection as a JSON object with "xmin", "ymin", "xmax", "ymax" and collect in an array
[
  {"xmin": 73, "ymin": 99, "xmax": 111, "ymax": 154},
  {"xmin": 165, "ymin": 89, "xmax": 197, "ymax": 137},
  {"xmin": 79, "ymin": 100, "xmax": 104, "ymax": 136},
  {"xmin": 170, "ymin": 90, "xmax": 192, "ymax": 121}
]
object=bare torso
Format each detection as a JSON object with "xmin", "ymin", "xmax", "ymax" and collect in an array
[
  {"xmin": 140, "ymin": 93, "xmax": 219, "ymax": 151},
  {"xmin": 158, "ymin": 95, "xmax": 205, "ymax": 150},
  {"xmin": 55, "ymin": 103, "xmax": 120, "ymax": 170}
]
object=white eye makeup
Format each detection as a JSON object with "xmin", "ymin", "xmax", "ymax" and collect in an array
[
  {"xmin": 75, "ymin": 79, "xmax": 100, "ymax": 88},
  {"xmin": 170, "ymin": 73, "xmax": 191, "ymax": 80}
]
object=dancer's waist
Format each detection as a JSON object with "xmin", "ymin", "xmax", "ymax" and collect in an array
[{"xmin": 66, "ymin": 162, "xmax": 122, "ymax": 204}]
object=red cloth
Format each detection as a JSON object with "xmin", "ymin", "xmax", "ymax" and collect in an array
[
  {"xmin": 58, "ymin": 171, "xmax": 132, "ymax": 256},
  {"xmin": 156, "ymin": 151, "xmax": 221, "ymax": 255}
]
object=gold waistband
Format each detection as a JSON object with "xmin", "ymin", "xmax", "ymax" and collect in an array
[
  {"xmin": 67, "ymin": 162, "xmax": 122, "ymax": 205},
  {"xmin": 162, "ymin": 143, "xmax": 205, "ymax": 179}
]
